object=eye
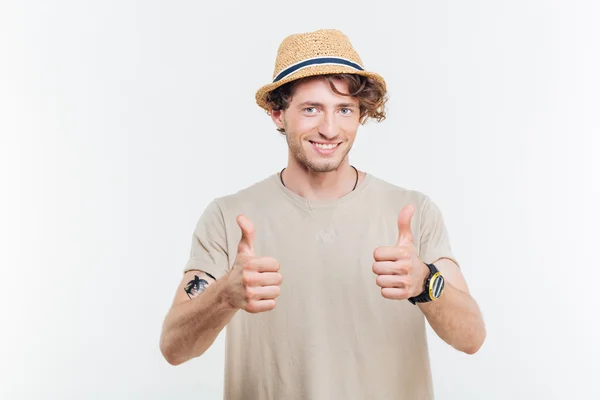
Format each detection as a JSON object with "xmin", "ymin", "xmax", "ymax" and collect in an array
[
  {"xmin": 340, "ymin": 108, "xmax": 353, "ymax": 115},
  {"xmin": 303, "ymin": 107, "xmax": 317, "ymax": 113}
]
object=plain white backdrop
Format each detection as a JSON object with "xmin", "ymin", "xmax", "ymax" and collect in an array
[{"xmin": 1, "ymin": 0, "xmax": 599, "ymax": 399}]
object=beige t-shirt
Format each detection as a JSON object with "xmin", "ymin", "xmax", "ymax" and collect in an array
[{"xmin": 183, "ymin": 171, "xmax": 458, "ymax": 400}]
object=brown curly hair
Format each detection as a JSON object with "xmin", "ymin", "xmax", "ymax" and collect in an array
[{"xmin": 264, "ymin": 73, "xmax": 388, "ymax": 134}]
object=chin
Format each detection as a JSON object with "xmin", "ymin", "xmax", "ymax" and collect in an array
[
  {"xmin": 291, "ymin": 141, "xmax": 351, "ymax": 172},
  {"xmin": 304, "ymin": 158, "xmax": 344, "ymax": 173}
]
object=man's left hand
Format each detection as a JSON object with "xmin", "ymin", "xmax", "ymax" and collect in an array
[{"xmin": 372, "ymin": 204, "xmax": 429, "ymax": 301}]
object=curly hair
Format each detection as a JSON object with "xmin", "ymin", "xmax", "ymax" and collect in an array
[{"xmin": 264, "ymin": 73, "xmax": 388, "ymax": 134}]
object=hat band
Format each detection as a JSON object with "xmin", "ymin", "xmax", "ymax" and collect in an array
[{"xmin": 273, "ymin": 56, "xmax": 364, "ymax": 83}]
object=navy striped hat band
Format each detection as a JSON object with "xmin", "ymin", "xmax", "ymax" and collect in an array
[{"xmin": 273, "ymin": 56, "xmax": 364, "ymax": 83}]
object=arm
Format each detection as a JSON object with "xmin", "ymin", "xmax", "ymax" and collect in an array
[
  {"xmin": 159, "ymin": 270, "xmax": 238, "ymax": 366},
  {"xmin": 160, "ymin": 213, "xmax": 282, "ymax": 366},
  {"xmin": 373, "ymin": 201, "xmax": 486, "ymax": 355},
  {"xmin": 415, "ymin": 257, "xmax": 486, "ymax": 354}
]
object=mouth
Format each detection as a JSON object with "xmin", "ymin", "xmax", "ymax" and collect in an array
[{"xmin": 308, "ymin": 140, "xmax": 342, "ymax": 155}]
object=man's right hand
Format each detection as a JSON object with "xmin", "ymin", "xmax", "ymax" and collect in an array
[{"xmin": 224, "ymin": 214, "xmax": 283, "ymax": 313}]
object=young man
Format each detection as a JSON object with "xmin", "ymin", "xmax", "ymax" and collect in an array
[{"xmin": 160, "ymin": 29, "xmax": 486, "ymax": 399}]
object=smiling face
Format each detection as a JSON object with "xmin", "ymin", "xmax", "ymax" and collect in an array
[{"xmin": 270, "ymin": 77, "xmax": 361, "ymax": 173}]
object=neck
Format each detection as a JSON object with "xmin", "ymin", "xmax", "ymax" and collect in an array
[{"xmin": 280, "ymin": 159, "xmax": 361, "ymax": 201}]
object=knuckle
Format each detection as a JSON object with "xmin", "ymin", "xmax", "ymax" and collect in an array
[
  {"xmin": 244, "ymin": 287, "xmax": 256, "ymax": 301},
  {"xmin": 242, "ymin": 272, "xmax": 254, "ymax": 286},
  {"xmin": 242, "ymin": 259, "xmax": 253, "ymax": 271},
  {"xmin": 398, "ymin": 264, "xmax": 409, "ymax": 274}
]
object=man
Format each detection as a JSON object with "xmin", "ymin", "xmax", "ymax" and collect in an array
[{"xmin": 160, "ymin": 29, "xmax": 486, "ymax": 399}]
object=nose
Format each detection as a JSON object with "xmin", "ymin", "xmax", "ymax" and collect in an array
[{"xmin": 318, "ymin": 113, "xmax": 338, "ymax": 139}]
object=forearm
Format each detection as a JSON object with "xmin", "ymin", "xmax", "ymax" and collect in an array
[
  {"xmin": 160, "ymin": 277, "xmax": 238, "ymax": 365},
  {"xmin": 418, "ymin": 282, "xmax": 486, "ymax": 354}
]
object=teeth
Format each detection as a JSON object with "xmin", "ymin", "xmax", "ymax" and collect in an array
[{"xmin": 314, "ymin": 143, "xmax": 338, "ymax": 150}]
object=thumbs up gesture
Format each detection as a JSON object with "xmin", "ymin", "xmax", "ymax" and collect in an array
[
  {"xmin": 224, "ymin": 214, "xmax": 283, "ymax": 313},
  {"xmin": 372, "ymin": 204, "xmax": 429, "ymax": 301}
]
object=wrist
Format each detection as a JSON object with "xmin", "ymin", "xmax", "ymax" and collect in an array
[
  {"xmin": 408, "ymin": 262, "xmax": 445, "ymax": 304},
  {"xmin": 415, "ymin": 261, "xmax": 429, "ymax": 297},
  {"xmin": 218, "ymin": 274, "xmax": 241, "ymax": 311}
]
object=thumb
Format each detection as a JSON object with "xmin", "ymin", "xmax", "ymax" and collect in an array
[
  {"xmin": 396, "ymin": 204, "xmax": 415, "ymax": 246},
  {"xmin": 236, "ymin": 214, "xmax": 255, "ymax": 256}
]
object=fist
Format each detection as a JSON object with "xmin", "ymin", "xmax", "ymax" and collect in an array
[
  {"xmin": 372, "ymin": 204, "xmax": 429, "ymax": 301},
  {"xmin": 225, "ymin": 214, "xmax": 283, "ymax": 313}
]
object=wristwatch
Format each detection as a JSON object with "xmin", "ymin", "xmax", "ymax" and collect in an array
[{"xmin": 408, "ymin": 263, "xmax": 445, "ymax": 304}]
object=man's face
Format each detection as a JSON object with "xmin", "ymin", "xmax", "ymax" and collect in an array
[{"xmin": 271, "ymin": 77, "xmax": 361, "ymax": 173}]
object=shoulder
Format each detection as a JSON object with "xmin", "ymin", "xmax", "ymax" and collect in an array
[
  {"xmin": 366, "ymin": 174, "xmax": 450, "ymax": 241},
  {"xmin": 192, "ymin": 174, "xmax": 279, "ymax": 236},
  {"xmin": 364, "ymin": 173, "xmax": 449, "ymax": 229},
  {"xmin": 212, "ymin": 173, "xmax": 279, "ymax": 210},
  {"xmin": 365, "ymin": 173, "xmax": 432, "ymax": 210},
  {"xmin": 203, "ymin": 173, "xmax": 287, "ymax": 229}
]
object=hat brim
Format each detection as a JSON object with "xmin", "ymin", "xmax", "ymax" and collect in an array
[{"xmin": 255, "ymin": 64, "xmax": 387, "ymax": 111}]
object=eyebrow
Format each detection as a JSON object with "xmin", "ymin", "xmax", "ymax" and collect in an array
[{"xmin": 297, "ymin": 101, "xmax": 358, "ymax": 109}]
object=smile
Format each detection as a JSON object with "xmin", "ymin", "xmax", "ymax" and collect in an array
[
  {"xmin": 309, "ymin": 141, "xmax": 342, "ymax": 155},
  {"xmin": 312, "ymin": 142, "xmax": 339, "ymax": 149}
]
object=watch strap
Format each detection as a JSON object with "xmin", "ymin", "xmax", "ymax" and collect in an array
[{"xmin": 408, "ymin": 263, "xmax": 443, "ymax": 304}]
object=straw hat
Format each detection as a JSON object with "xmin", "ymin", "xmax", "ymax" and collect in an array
[{"xmin": 255, "ymin": 29, "xmax": 387, "ymax": 111}]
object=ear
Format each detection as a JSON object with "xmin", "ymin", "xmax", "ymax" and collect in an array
[{"xmin": 270, "ymin": 109, "xmax": 286, "ymax": 131}]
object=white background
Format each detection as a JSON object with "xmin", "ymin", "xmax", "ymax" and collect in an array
[{"xmin": 1, "ymin": 1, "xmax": 599, "ymax": 399}]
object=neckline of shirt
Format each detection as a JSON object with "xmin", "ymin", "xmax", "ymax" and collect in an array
[{"xmin": 271, "ymin": 170, "xmax": 373, "ymax": 209}]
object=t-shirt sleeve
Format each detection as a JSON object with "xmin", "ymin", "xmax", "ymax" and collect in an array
[
  {"xmin": 183, "ymin": 199, "xmax": 230, "ymax": 280},
  {"xmin": 418, "ymin": 195, "xmax": 460, "ymax": 268}
]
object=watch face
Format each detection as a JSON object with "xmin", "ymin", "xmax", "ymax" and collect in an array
[{"xmin": 429, "ymin": 272, "xmax": 445, "ymax": 299}]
